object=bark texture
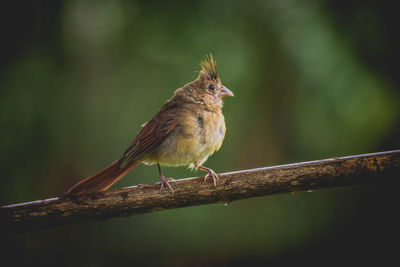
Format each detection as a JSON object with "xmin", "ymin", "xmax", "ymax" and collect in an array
[{"xmin": 1, "ymin": 150, "xmax": 399, "ymax": 233}]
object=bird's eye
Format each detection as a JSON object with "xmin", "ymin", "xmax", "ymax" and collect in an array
[{"xmin": 208, "ymin": 84, "xmax": 215, "ymax": 90}]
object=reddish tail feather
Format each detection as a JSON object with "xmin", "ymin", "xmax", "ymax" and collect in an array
[{"xmin": 64, "ymin": 160, "xmax": 139, "ymax": 196}]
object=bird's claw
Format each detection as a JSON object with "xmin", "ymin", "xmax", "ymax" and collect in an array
[
  {"xmin": 159, "ymin": 175, "xmax": 174, "ymax": 193},
  {"xmin": 204, "ymin": 169, "xmax": 219, "ymax": 187}
]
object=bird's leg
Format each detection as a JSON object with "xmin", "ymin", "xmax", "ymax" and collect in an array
[
  {"xmin": 158, "ymin": 163, "xmax": 174, "ymax": 193},
  {"xmin": 197, "ymin": 165, "xmax": 219, "ymax": 187}
]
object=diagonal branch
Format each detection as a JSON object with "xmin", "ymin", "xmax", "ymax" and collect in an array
[{"xmin": 1, "ymin": 150, "xmax": 399, "ymax": 233}]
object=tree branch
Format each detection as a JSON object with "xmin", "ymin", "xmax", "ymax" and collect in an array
[{"xmin": 2, "ymin": 150, "xmax": 399, "ymax": 233}]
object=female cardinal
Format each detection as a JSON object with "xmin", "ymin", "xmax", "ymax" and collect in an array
[{"xmin": 64, "ymin": 54, "xmax": 233, "ymax": 196}]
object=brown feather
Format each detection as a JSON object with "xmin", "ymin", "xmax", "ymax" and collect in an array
[
  {"xmin": 120, "ymin": 105, "xmax": 180, "ymax": 168},
  {"xmin": 64, "ymin": 160, "xmax": 139, "ymax": 196}
]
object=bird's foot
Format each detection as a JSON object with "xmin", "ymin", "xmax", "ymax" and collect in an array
[
  {"xmin": 199, "ymin": 166, "xmax": 219, "ymax": 187},
  {"xmin": 159, "ymin": 175, "xmax": 174, "ymax": 193}
]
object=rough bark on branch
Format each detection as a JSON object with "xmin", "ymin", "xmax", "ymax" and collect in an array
[{"xmin": 1, "ymin": 150, "xmax": 399, "ymax": 233}]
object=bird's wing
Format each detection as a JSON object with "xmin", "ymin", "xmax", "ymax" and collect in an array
[{"xmin": 119, "ymin": 105, "xmax": 180, "ymax": 167}]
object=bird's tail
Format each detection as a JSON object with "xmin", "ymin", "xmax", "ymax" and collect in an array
[{"xmin": 64, "ymin": 160, "xmax": 139, "ymax": 196}]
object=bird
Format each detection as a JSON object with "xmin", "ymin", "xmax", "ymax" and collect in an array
[{"xmin": 64, "ymin": 53, "xmax": 233, "ymax": 196}]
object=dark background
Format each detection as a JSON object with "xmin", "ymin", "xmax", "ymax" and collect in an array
[{"xmin": 1, "ymin": 0, "xmax": 399, "ymax": 266}]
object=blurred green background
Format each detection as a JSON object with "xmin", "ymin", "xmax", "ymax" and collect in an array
[{"xmin": 1, "ymin": 0, "xmax": 399, "ymax": 266}]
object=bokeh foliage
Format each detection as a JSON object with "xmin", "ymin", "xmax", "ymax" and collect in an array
[{"xmin": 1, "ymin": 0, "xmax": 399, "ymax": 265}]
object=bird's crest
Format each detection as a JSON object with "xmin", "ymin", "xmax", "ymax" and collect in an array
[{"xmin": 200, "ymin": 53, "xmax": 218, "ymax": 81}]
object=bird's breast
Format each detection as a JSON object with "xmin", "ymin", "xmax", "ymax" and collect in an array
[
  {"xmin": 146, "ymin": 109, "xmax": 226, "ymax": 167},
  {"xmin": 178, "ymin": 109, "xmax": 226, "ymax": 166},
  {"xmin": 197, "ymin": 110, "xmax": 226, "ymax": 153}
]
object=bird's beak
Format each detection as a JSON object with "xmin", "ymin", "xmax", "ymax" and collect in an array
[{"xmin": 218, "ymin": 86, "xmax": 234, "ymax": 98}]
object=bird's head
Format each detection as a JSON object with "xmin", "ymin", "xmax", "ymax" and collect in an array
[
  {"xmin": 174, "ymin": 53, "xmax": 234, "ymax": 110},
  {"xmin": 195, "ymin": 53, "xmax": 234, "ymax": 104}
]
